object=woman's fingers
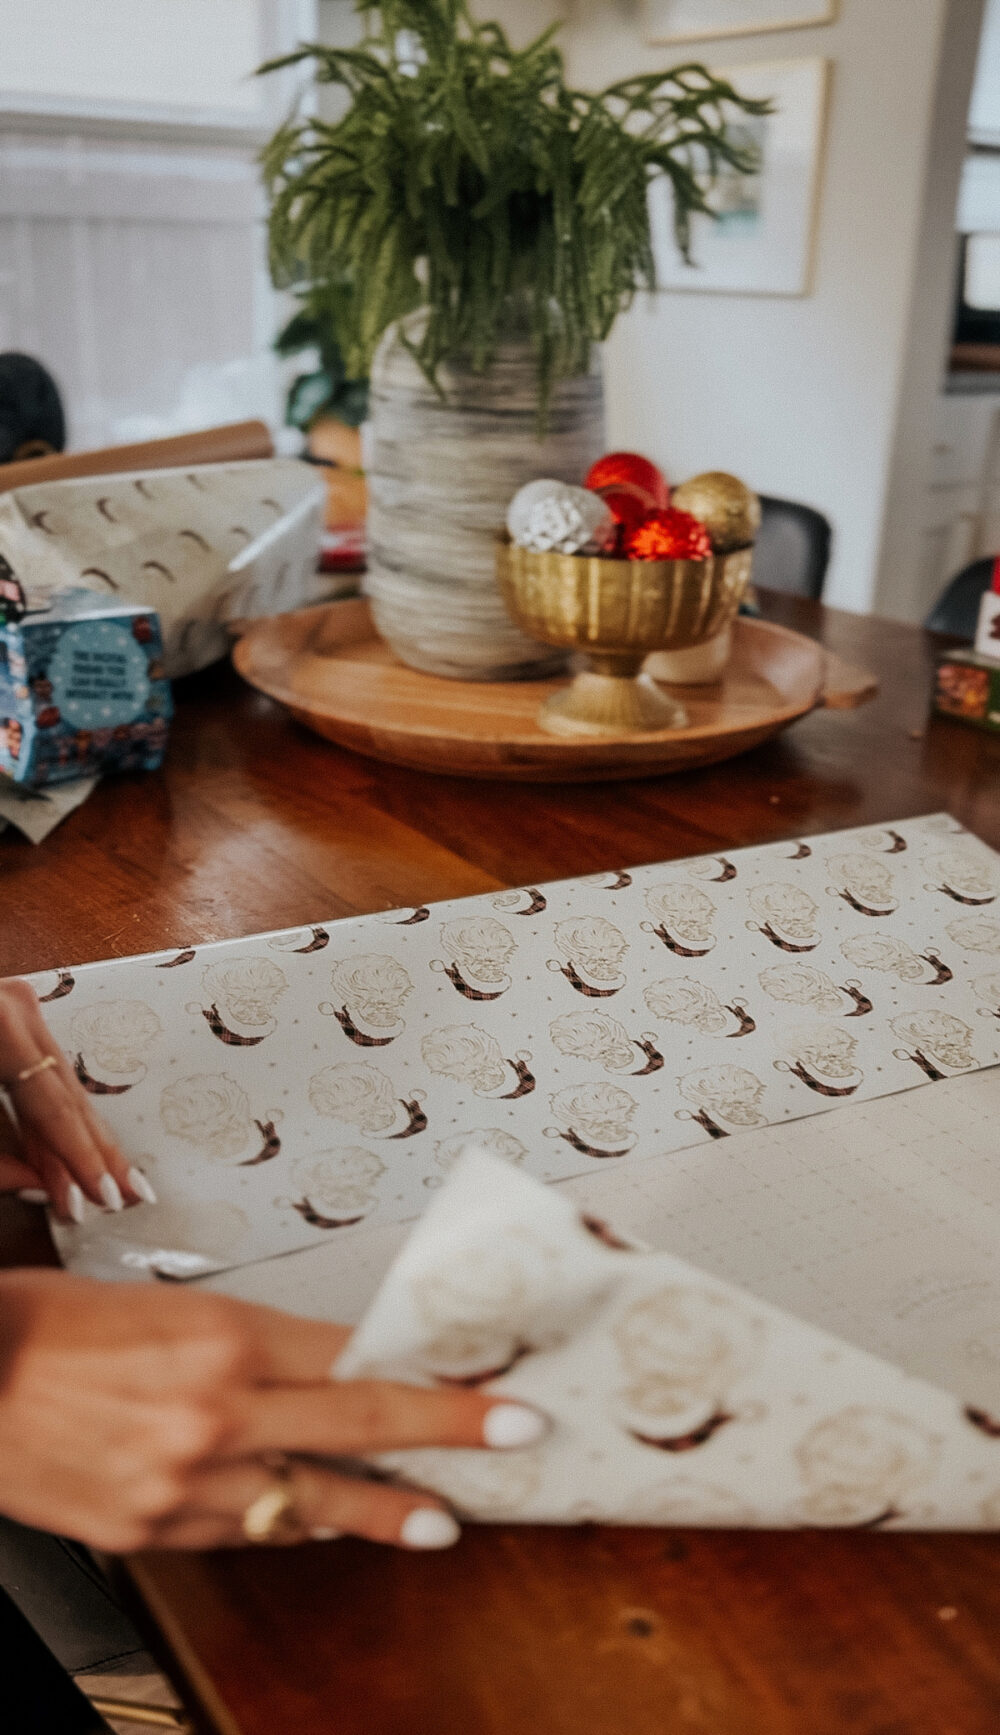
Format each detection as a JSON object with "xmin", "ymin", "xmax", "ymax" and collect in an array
[
  {"xmin": 241, "ymin": 1305, "xmax": 352, "ymax": 1384},
  {"xmin": 152, "ymin": 1458, "xmax": 463, "ymax": 1551},
  {"xmin": 27, "ymin": 1135, "xmax": 87, "ymax": 1224},
  {"xmin": 0, "ymin": 1101, "xmax": 41, "ymax": 1193},
  {"xmin": 0, "ymin": 1095, "xmax": 70, "ymax": 1206},
  {"xmin": 234, "ymin": 1379, "xmax": 549, "ymax": 1459},
  {"xmin": 21, "ymin": 999, "xmax": 140, "ymax": 1205},
  {"xmin": 0, "ymin": 1155, "xmax": 44, "ymax": 1193},
  {"xmin": 16, "ymin": 1112, "xmax": 92, "ymax": 1224},
  {"xmin": 0, "ymin": 979, "xmax": 142, "ymax": 1210},
  {"xmin": 7, "ymin": 1053, "xmax": 115, "ymax": 1207}
]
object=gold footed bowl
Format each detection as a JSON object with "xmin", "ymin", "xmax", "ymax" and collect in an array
[{"xmin": 496, "ymin": 540, "xmax": 752, "ymax": 737}]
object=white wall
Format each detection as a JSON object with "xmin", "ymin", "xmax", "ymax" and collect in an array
[
  {"xmin": 559, "ymin": 0, "xmax": 979, "ymax": 618},
  {"xmin": 970, "ymin": 0, "xmax": 1000, "ymax": 144},
  {"xmin": 0, "ymin": 0, "xmax": 264, "ymax": 116}
]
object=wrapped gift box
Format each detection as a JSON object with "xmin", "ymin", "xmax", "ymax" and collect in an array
[
  {"xmin": 0, "ymin": 588, "xmax": 171, "ymax": 787},
  {"xmin": 932, "ymin": 646, "xmax": 1000, "ymax": 734},
  {"xmin": 0, "ymin": 458, "xmax": 327, "ymax": 677}
]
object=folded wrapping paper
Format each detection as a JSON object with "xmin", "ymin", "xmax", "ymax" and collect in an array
[
  {"xmin": 337, "ymin": 1149, "xmax": 1000, "ymax": 1531},
  {"xmin": 43, "ymin": 810, "xmax": 1000, "ymax": 1281},
  {"xmin": 44, "ymin": 808, "xmax": 1000, "ymax": 1276},
  {"xmin": 0, "ymin": 774, "xmax": 98, "ymax": 843},
  {"xmin": 209, "ymin": 1067, "xmax": 1000, "ymax": 1419},
  {"xmin": 0, "ymin": 459, "xmax": 327, "ymax": 676}
]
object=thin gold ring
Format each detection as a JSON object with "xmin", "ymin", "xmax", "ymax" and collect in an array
[
  {"xmin": 14, "ymin": 1054, "xmax": 58, "ymax": 1086},
  {"xmin": 241, "ymin": 1457, "xmax": 301, "ymax": 1545}
]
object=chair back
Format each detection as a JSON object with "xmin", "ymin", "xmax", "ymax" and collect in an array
[
  {"xmin": 924, "ymin": 557, "xmax": 994, "ymax": 638},
  {"xmin": 2, "ymin": 1586, "xmax": 113, "ymax": 1734},
  {"xmin": 753, "ymin": 495, "xmax": 831, "ymax": 600},
  {"xmin": 0, "ymin": 353, "xmax": 65, "ymax": 464}
]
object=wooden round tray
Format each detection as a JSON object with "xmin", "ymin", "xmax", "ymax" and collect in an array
[{"xmin": 233, "ymin": 598, "xmax": 876, "ymax": 783}]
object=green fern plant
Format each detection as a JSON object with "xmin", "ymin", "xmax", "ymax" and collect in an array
[
  {"xmin": 261, "ymin": 0, "xmax": 770, "ymax": 410},
  {"xmin": 274, "ymin": 302, "xmax": 369, "ymax": 430}
]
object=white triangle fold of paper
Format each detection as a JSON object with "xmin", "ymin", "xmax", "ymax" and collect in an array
[{"xmin": 336, "ymin": 1150, "xmax": 1000, "ymax": 1531}]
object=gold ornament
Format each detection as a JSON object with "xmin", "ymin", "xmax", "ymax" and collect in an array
[{"xmin": 671, "ymin": 472, "xmax": 761, "ymax": 554}]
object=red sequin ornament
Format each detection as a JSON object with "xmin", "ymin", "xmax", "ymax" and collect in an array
[
  {"xmin": 584, "ymin": 451, "xmax": 669, "ymax": 510},
  {"xmin": 626, "ymin": 508, "xmax": 713, "ymax": 562}
]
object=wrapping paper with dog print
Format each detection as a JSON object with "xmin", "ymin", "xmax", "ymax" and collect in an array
[
  {"xmin": 0, "ymin": 459, "xmax": 327, "ymax": 677},
  {"xmin": 39, "ymin": 810, "xmax": 1000, "ymax": 1282},
  {"xmin": 334, "ymin": 1148, "xmax": 1000, "ymax": 1530}
]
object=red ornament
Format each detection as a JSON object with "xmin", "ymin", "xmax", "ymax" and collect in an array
[
  {"xmin": 584, "ymin": 451, "xmax": 669, "ymax": 511},
  {"xmin": 599, "ymin": 486, "xmax": 648, "ymax": 549},
  {"xmin": 626, "ymin": 508, "xmax": 713, "ymax": 562}
]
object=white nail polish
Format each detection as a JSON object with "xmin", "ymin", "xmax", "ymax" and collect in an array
[
  {"xmin": 400, "ymin": 1509, "xmax": 461, "ymax": 1550},
  {"xmin": 17, "ymin": 1188, "xmax": 49, "ymax": 1205},
  {"xmin": 127, "ymin": 1166, "xmax": 158, "ymax": 1205},
  {"xmin": 66, "ymin": 1182, "xmax": 85, "ymax": 1225},
  {"xmin": 310, "ymin": 1527, "xmax": 341, "ymax": 1542},
  {"xmin": 99, "ymin": 1173, "xmax": 124, "ymax": 1212},
  {"xmin": 482, "ymin": 1404, "xmax": 549, "ymax": 1450}
]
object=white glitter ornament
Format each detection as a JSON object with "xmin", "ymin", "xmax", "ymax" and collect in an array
[{"xmin": 506, "ymin": 479, "xmax": 616, "ymax": 555}]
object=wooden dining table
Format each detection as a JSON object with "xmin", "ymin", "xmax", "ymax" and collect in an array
[{"xmin": 2, "ymin": 589, "xmax": 1000, "ymax": 1735}]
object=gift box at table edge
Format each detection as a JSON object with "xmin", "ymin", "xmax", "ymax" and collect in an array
[
  {"xmin": 0, "ymin": 589, "xmax": 172, "ymax": 787},
  {"xmin": 0, "ymin": 458, "xmax": 329, "ymax": 678},
  {"xmin": 932, "ymin": 645, "xmax": 1000, "ymax": 734}
]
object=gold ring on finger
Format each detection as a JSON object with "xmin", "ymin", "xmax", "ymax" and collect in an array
[
  {"xmin": 13, "ymin": 1054, "xmax": 58, "ymax": 1086},
  {"xmin": 241, "ymin": 1456, "xmax": 302, "ymax": 1545}
]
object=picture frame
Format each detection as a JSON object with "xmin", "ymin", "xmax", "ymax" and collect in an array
[
  {"xmin": 643, "ymin": 0, "xmax": 837, "ymax": 42},
  {"xmin": 649, "ymin": 57, "xmax": 829, "ymax": 298}
]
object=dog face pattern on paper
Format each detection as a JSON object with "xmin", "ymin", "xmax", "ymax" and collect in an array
[
  {"xmin": 285, "ymin": 1149, "xmax": 387, "ymax": 1227},
  {"xmin": 39, "ymin": 812, "xmax": 1000, "ymax": 1279},
  {"xmin": 70, "ymin": 999, "xmax": 163, "ymax": 1091}
]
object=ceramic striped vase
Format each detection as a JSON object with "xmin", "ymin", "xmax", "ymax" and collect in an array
[{"xmin": 364, "ymin": 318, "xmax": 605, "ymax": 681}]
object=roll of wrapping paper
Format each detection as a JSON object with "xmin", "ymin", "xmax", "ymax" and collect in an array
[{"xmin": 0, "ymin": 420, "xmax": 273, "ymax": 494}]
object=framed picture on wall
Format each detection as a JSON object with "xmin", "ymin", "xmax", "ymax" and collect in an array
[
  {"xmin": 649, "ymin": 57, "xmax": 829, "ymax": 297},
  {"xmin": 644, "ymin": 0, "xmax": 836, "ymax": 41}
]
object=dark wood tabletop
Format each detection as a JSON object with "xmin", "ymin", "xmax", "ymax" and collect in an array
[{"xmin": 3, "ymin": 591, "xmax": 1000, "ymax": 1735}]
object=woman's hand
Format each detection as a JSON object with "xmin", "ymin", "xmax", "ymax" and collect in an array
[
  {"xmin": 0, "ymin": 977, "xmax": 149, "ymax": 1220},
  {"xmin": 0, "ymin": 1270, "xmax": 546, "ymax": 1553}
]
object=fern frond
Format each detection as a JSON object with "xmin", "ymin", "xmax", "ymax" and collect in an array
[{"xmin": 261, "ymin": 0, "xmax": 770, "ymax": 410}]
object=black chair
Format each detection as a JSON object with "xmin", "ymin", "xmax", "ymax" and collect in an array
[
  {"xmin": 0, "ymin": 353, "xmax": 65, "ymax": 464},
  {"xmin": 0, "ymin": 1514, "xmax": 149, "ymax": 1678},
  {"xmin": 0, "ymin": 1514, "xmax": 191, "ymax": 1728},
  {"xmin": 2, "ymin": 1584, "xmax": 114, "ymax": 1734},
  {"xmin": 924, "ymin": 556, "xmax": 994, "ymax": 638},
  {"xmin": 752, "ymin": 494, "xmax": 832, "ymax": 600}
]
